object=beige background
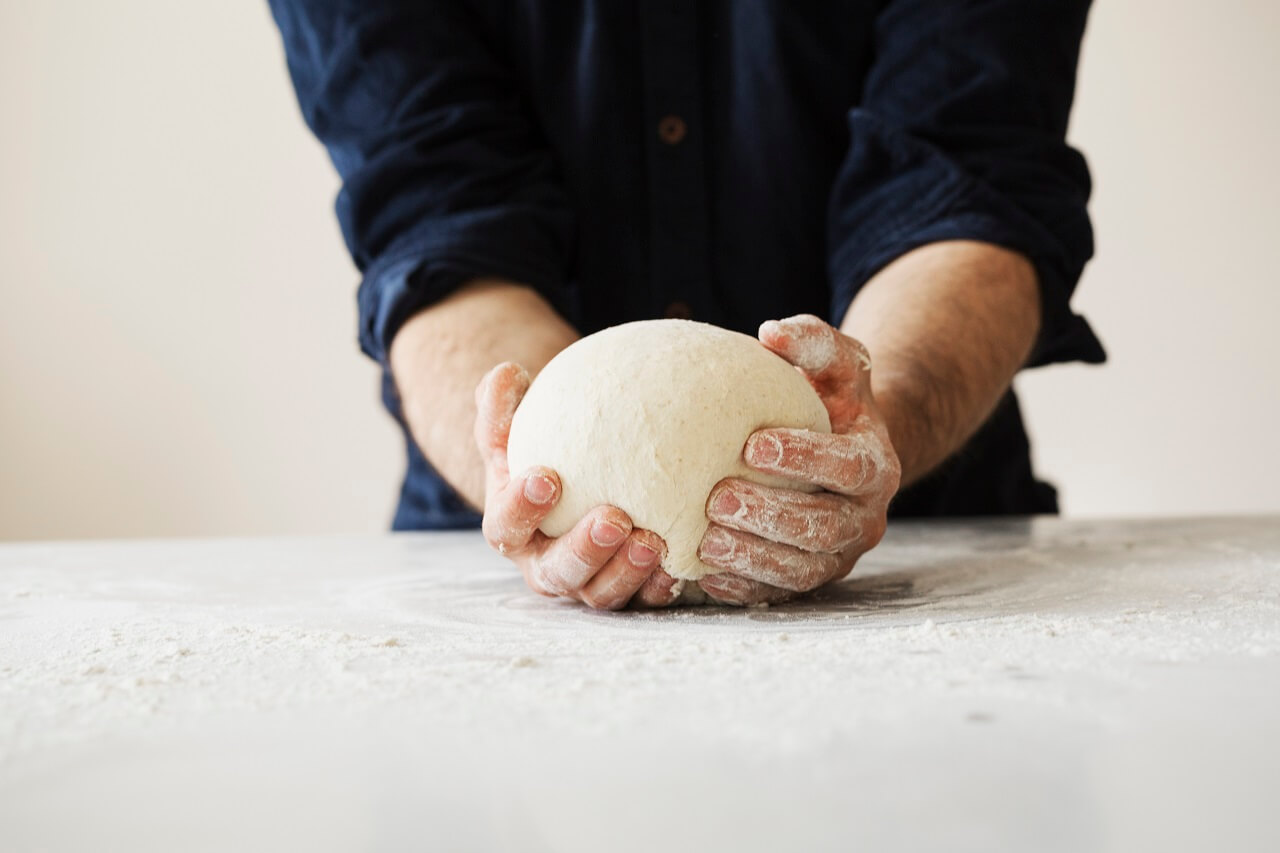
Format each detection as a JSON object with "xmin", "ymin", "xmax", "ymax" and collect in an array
[{"xmin": 1, "ymin": 1, "xmax": 1277, "ymax": 541}]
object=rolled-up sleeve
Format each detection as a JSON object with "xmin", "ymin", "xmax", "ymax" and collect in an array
[
  {"xmin": 269, "ymin": 0, "xmax": 575, "ymax": 363},
  {"xmin": 827, "ymin": 0, "xmax": 1104, "ymax": 366}
]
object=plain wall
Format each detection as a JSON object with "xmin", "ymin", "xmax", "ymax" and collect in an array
[{"xmin": 1, "ymin": 1, "xmax": 1277, "ymax": 541}]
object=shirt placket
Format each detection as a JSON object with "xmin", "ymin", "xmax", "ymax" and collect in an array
[{"xmin": 638, "ymin": 1, "xmax": 713, "ymax": 323}]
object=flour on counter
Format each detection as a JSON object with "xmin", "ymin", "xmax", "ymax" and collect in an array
[{"xmin": 1, "ymin": 517, "xmax": 1279, "ymax": 771}]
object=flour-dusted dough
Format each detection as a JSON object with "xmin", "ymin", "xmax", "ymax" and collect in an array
[{"xmin": 505, "ymin": 320, "xmax": 831, "ymax": 580}]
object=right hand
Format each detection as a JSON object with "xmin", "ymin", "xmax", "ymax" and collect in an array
[{"xmin": 474, "ymin": 362, "xmax": 679, "ymax": 610}]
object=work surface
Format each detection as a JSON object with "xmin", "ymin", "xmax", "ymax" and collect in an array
[{"xmin": 2, "ymin": 516, "xmax": 1279, "ymax": 852}]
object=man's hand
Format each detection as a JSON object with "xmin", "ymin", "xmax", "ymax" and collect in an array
[
  {"xmin": 474, "ymin": 362, "xmax": 680, "ymax": 610},
  {"xmin": 697, "ymin": 315, "xmax": 901, "ymax": 605}
]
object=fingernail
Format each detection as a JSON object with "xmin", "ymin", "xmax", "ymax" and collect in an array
[
  {"xmin": 758, "ymin": 319, "xmax": 784, "ymax": 340},
  {"xmin": 746, "ymin": 433, "xmax": 782, "ymax": 466},
  {"xmin": 628, "ymin": 540, "xmax": 660, "ymax": 566},
  {"xmin": 590, "ymin": 519, "xmax": 626, "ymax": 548},
  {"xmin": 524, "ymin": 474, "xmax": 556, "ymax": 505},
  {"xmin": 700, "ymin": 527, "xmax": 731, "ymax": 559},
  {"xmin": 713, "ymin": 488, "xmax": 741, "ymax": 517}
]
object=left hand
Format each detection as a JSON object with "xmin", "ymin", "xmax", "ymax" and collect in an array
[{"xmin": 697, "ymin": 315, "xmax": 901, "ymax": 605}]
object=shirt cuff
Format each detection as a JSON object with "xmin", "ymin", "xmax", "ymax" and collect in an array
[
  {"xmin": 827, "ymin": 110, "xmax": 1105, "ymax": 367},
  {"xmin": 355, "ymin": 207, "xmax": 574, "ymax": 365}
]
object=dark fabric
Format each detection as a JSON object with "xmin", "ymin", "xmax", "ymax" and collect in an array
[
  {"xmin": 269, "ymin": 0, "xmax": 1103, "ymax": 528},
  {"xmin": 889, "ymin": 392, "xmax": 1060, "ymax": 518}
]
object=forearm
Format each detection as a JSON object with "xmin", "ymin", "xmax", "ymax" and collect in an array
[
  {"xmin": 389, "ymin": 280, "xmax": 579, "ymax": 509},
  {"xmin": 839, "ymin": 240, "xmax": 1041, "ymax": 487}
]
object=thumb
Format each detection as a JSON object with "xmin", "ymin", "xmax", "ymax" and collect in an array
[
  {"xmin": 473, "ymin": 362, "xmax": 531, "ymax": 483},
  {"xmin": 758, "ymin": 314, "xmax": 872, "ymax": 397}
]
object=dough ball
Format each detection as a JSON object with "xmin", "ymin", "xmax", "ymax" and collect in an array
[{"xmin": 505, "ymin": 320, "xmax": 831, "ymax": 580}]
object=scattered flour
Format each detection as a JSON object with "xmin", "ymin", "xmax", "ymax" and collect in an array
[{"xmin": 0, "ymin": 517, "xmax": 1278, "ymax": 768}]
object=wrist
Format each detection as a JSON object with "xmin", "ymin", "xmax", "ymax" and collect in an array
[
  {"xmin": 868, "ymin": 366, "xmax": 938, "ymax": 488},
  {"xmin": 388, "ymin": 279, "xmax": 578, "ymax": 510}
]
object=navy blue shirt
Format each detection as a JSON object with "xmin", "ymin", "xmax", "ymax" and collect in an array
[{"xmin": 269, "ymin": 0, "xmax": 1105, "ymax": 529}]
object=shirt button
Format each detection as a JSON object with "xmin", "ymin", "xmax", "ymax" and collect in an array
[
  {"xmin": 657, "ymin": 114, "xmax": 687, "ymax": 145},
  {"xmin": 664, "ymin": 301, "xmax": 693, "ymax": 320}
]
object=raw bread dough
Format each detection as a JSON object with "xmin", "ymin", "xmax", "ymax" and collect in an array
[{"xmin": 505, "ymin": 320, "xmax": 831, "ymax": 580}]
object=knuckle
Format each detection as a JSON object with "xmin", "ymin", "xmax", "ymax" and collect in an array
[
  {"xmin": 547, "ymin": 527, "xmax": 609, "ymax": 588},
  {"xmin": 807, "ymin": 500, "xmax": 851, "ymax": 551},
  {"xmin": 836, "ymin": 502, "xmax": 864, "ymax": 547},
  {"xmin": 636, "ymin": 588, "xmax": 665, "ymax": 609},
  {"xmin": 837, "ymin": 444, "xmax": 874, "ymax": 490},
  {"xmin": 655, "ymin": 579, "xmax": 681, "ymax": 606},
  {"xmin": 818, "ymin": 552, "xmax": 845, "ymax": 584},
  {"xmin": 885, "ymin": 455, "xmax": 903, "ymax": 494},
  {"xmin": 796, "ymin": 570, "xmax": 827, "ymax": 593},
  {"xmin": 633, "ymin": 583, "xmax": 661, "ymax": 608},
  {"xmin": 771, "ymin": 577, "xmax": 802, "ymax": 594},
  {"xmin": 792, "ymin": 559, "xmax": 832, "ymax": 593},
  {"xmin": 520, "ymin": 563, "xmax": 556, "ymax": 598},
  {"xmin": 481, "ymin": 516, "xmax": 510, "ymax": 552},
  {"xmin": 864, "ymin": 516, "xmax": 888, "ymax": 549},
  {"xmin": 532, "ymin": 558, "xmax": 571, "ymax": 597},
  {"xmin": 830, "ymin": 551, "xmax": 858, "ymax": 583},
  {"xmin": 777, "ymin": 548, "xmax": 832, "ymax": 593},
  {"xmin": 783, "ymin": 319, "xmax": 837, "ymax": 371},
  {"xmin": 638, "ymin": 568, "xmax": 678, "ymax": 607},
  {"xmin": 483, "ymin": 495, "xmax": 539, "ymax": 552},
  {"xmin": 790, "ymin": 432, "xmax": 832, "ymax": 477},
  {"xmin": 844, "ymin": 337, "xmax": 872, "ymax": 373},
  {"xmin": 772, "ymin": 564, "xmax": 810, "ymax": 593},
  {"xmin": 584, "ymin": 574, "xmax": 633, "ymax": 610},
  {"xmin": 812, "ymin": 522, "xmax": 845, "ymax": 553},
  {"xmin": 826, "ymin": 436, "xmax": 882, "ymax": 494}
]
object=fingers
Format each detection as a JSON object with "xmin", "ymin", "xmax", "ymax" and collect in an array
[
  {"xmin": 706, "ymin": 478, "xmax": 879, "ymax": 553},
  {"xmin": 699, "ymin": 572, "xmax": 796, "ymax": 607},
  {"xmin": 633, "ymin": 567, "xmax": 682, "ymax": 609},
  {"xmin": 579, "ymin": 529, "xmax": 666, "ymax": 610},
  {"xmin": 698, "ymin": 524, "xmax": 852, "ymax": 593},
  {"xmin": 530, "ymin": 505, "xmax": 633, "ymax": 596},
  {"xmin": 473, "ymin": 362, "xmax": 531, "ymax": 486},
  {"xmin": 743, "ymin": 427, "xmax": 896, "ymax": 498},
  {"xmin": 482, "ymin": 466, "xmax": 561, "ymax": 556}
]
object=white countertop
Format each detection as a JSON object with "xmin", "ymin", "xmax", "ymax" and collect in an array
[{"xmin": 2, "ymin": 516, "xmax": 1279, "ymax": 852}]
